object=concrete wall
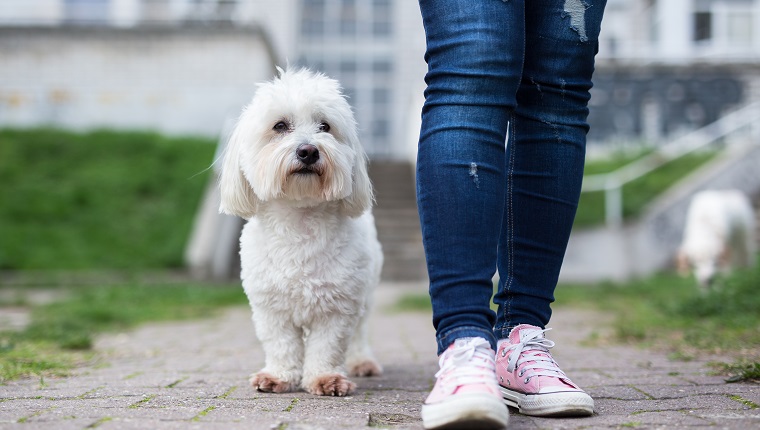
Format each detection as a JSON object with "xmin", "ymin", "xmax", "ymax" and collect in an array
[
  {"xmin": 0, "ymin": 25, "xmax": 276, "ymax": 136},
  {"xmin": 560, "ymin": 142, "xmax": 760, "ymax": 283}
]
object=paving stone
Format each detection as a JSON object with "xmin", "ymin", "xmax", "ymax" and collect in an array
[
  {"xmin": 586, "ymin": 384, "xmax": 652, "ymax": 401},
  {"xmin": 2, "ymin": 282, "xmax": 758, "ymax": 429}
]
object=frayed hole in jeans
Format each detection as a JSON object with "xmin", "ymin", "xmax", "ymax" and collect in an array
[
  {"xmin": 469, "ymin": 162, "xmax": 480, "ymax": 189},
  {"xmin": 563, "ymin": 0, "xmax": 590, "ymax": 42}
]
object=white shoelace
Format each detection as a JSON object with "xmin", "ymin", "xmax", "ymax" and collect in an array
[
  {"xmin": 435, "ymin": 337, "xmax": 496, "ymax": 387},
  {"xmin": 501, "ymin": 328, "xmax": 568, "ymax": 383}
]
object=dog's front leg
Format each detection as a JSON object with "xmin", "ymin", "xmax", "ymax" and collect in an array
[
  {"xmin": 346, "ymin": 310, "xmax": 382, "ymax": 377},
  {"xmin": 301, "ymin": 316, "xmax": 357, "ymax": 396},
  {"xmin": 250, "ymin": 313, "xmax": 304, "ymax": 393}
]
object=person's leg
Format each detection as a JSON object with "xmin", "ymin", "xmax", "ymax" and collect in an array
[
  {"xmin": 492, "ymin": 0, "xmax": 607, "ymax": 417},
  {"xmin": 494, "ymin": 0, "xmax": 606, "ymax": 338},
  {"xmin": 417, "ymin": 0, "xmax": 524, "ymax": 356},
  {"xmin": 416, "ymin": 1, "xmax": 525, "ymax": 428}
]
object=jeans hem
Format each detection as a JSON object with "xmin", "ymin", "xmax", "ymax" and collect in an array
[
  {"xmin": 493, "ymin": 322, "xmax": 547, "ymax": 342},
  {"xmin": 436, "ymin": 326, "xmax": 497, "ymax": 356}
]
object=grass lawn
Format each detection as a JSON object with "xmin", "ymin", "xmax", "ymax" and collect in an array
[
  {"xmin": 0, "ymin": 128, "xmax": 217, "ymax": 270},
  {"xmin": 555, "ymin": 262, "xmax": 760, "ymax": 382},
  {"xmin": 554, "ymin": 264, "xmax": 760, "ymax": 356},
  {"xmin": 0, "ymin": 127, "xmax": 232, "ymax": 382}
]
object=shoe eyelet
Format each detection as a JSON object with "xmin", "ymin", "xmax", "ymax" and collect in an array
[{"xmin": 524, "ymin": 378, "xmax": 530, "ymax": 384}]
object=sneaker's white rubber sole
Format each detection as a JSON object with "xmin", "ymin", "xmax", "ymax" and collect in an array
[
  {"xmin": 422, "ymin": 393, "xmax": 509, "ymax": 430},
  {"xmin": 500, "ymin": 386, "xmax": 594, "ymax": 417}
]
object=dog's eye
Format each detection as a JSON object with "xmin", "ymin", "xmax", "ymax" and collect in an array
[
  {"xmin": 317, "ymin": 122, "xmax": 331, "ymax": 133},
  {"xmin": 273, "ymin": 121, "xmax": 289, "ymax": 132}
]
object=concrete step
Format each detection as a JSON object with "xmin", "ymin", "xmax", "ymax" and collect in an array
[{"xmin": 369, "ymin": 160, "xmax": 426, "ymax": 282}]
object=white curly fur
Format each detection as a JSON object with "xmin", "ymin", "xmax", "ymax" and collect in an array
[
  {"xmin": 677, "ymin": 189, "xmax": 756, "ymax": 289},
  {"xmin": 218, "ymin": 68, "xmax": 383, "ymax": 396}
]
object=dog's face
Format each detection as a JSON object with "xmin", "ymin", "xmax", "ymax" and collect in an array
[
  {"xmin": 218, "ymin": 68, "xmax": 372, "ymax": 218},
  {"xmin": 678, "ymin": 246, "xmax": 728, "ymax": 288},
  {"xmin": 691, "ymin": 252, "xmax": 719, "ymax": 288}
]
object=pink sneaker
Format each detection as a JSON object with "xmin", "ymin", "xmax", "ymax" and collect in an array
[
  {"xmin": 496, "ymin": 325, "xmax": 594, "ymax": 417},
  {"xmin": 421, "ymin": 337, "xmax": 509, "ymax": 430}
]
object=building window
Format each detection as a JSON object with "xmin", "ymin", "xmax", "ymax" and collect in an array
[
  {"xmin": 372, "ymin": 119, "xmax": 389, "ymax": 139},
  {"xmin": 297, "ymin": 1, "xmax": 397, "ymax": 157},
  {"xmin": 343, "ymin": 87, "xmax": 358, "ymax": 106},
  {"xmin": 693, "ymin": 11, "xmax": 712, "ymax": 42},
  {"xmin": 64, "ymin": 0, "xmax": 109, "ymax": 24},
  {"xmin": 340, "ymin": 0, "xmax": 357, "ymax": 36},
  {"xmin": 372, "ymin": 59, "xmax": 392, "ymax": 75},
  {"xmin": 372, "ymin": 0, "xmax": 392, "ymax": 37},
  {"xmin": 302, "ymin": 0, "xmax": 326, "ymax": 38},
  {"xmin": 373, "ymin": 87, "xmax": 390, "ymax": 106},
  {"xmin": 339, "ymin": 60, "xmax": 358, "ymax": 74}
]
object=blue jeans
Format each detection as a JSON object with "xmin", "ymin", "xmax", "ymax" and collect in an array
[{"xmin": 416, "ymin": 0, "xmax": 607, "ymax": 355}]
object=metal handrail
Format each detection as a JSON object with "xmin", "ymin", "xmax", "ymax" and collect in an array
[{"xmin": 581, "ymin": 101, "xmax": 760, "ymax": 227}]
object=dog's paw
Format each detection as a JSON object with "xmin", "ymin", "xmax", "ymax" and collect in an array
[
  {"xmin": 348, "ymin": 359, "xmax": 383, "ymax": 377},
  {"xmin": 250, "ymin": 372, "xmax": 295, "ymax": 393},
  {"xmin": 305, "ymin": 374, "xmax": 356, "ymax": 396}
]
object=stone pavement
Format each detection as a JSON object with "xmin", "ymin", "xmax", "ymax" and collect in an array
[{"xmin": 1, "ymin": 282, "xmax": 758, "ymax": 429}]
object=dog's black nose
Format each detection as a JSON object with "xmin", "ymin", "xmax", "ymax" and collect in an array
[{"xmin": 296, "ymin": 144, "xmax": 320, "ymax": 165}]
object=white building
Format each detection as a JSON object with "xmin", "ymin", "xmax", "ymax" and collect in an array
[
  {"xmin": 3, "ymin": 0, "xmax": 760, "ymax": 157},
  {"xmin": 6, "ymin": 0, "xmax": 760, "ymax": 62},
  {"xmin": 0, "ymin": 0, "xmax": 238, "ymax": 27},
  {"xmin": 0, "ymin": 0, "xmax": 427, "ymax": 159},
  {"xmin": 599, "ymin": 0, "xmax": 760, "ymax": 63}
]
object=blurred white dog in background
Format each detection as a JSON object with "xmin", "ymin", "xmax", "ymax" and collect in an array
[
  {"xmin": 677, "ymin": 189, "xmax": 756, "ymax": 289},
  {"xmin": 218, "ymin": 68, "xmax": 383, "ymax": 396}
]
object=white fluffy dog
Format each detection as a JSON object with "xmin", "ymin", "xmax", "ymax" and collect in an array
[
  {"xmin": 218, "ymin": 68, "xmax": 383, "ymax": 396},
  {"xmin": 677, "ymin": 189, "xmax": 756, "ymax": 288}
]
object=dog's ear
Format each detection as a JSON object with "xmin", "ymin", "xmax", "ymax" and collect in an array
[
  {"xmin": 718, "ymin": 246, "xmax": 732, "ymax": 267},
  {"xmin": 339, "ymin": 137, "xmax": 374, "ymax": 218},
  {"xmin": 218, "ymin": 119, "xmax": 260, "ymax": 219},
  {"xmin": 676, "ymin": 249, "xmax": 690, "ymax": 277}
]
